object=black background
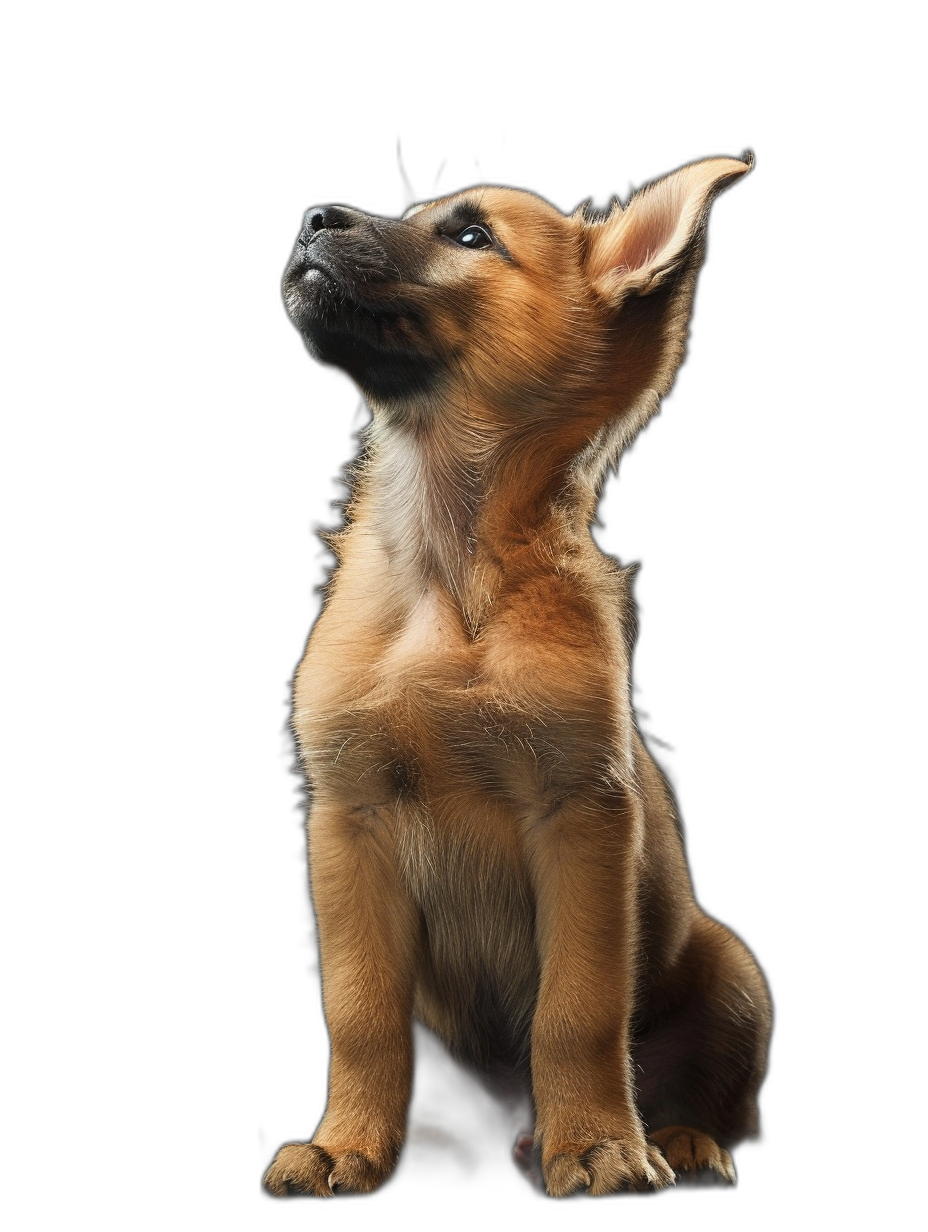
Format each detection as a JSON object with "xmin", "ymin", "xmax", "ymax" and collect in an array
[{"xmin": 224, "ymin": 120, "xmax": 798, "ymax": 1217}]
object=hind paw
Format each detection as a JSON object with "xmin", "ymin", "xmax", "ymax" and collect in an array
[{"xmin": 648, "ymin": 1125, "xmax": 735, "ymax": 1184}]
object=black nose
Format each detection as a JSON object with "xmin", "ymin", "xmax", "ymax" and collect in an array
[{"xmin": 300, "ymin": 204, "xmax": 362, "ymax": 246}]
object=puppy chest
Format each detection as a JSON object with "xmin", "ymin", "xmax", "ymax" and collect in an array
[
  {"xmin": 303, "ymin": 686, "xmax": 622, "ymax": 818},
  {"xmin": 297, "ymin": 589, "xmax": 627, "ymax": 807}
]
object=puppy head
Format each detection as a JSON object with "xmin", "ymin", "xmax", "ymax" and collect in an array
[{"xmin": 283, "ymin": 156, "xmax": 751, "ymax": 453}]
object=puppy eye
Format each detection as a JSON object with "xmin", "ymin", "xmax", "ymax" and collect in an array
[{"xmin": 453, "ymin": 224, "xmax": 493, "ymax": 250}]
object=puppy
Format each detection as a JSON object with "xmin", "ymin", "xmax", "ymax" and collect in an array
[{"xmin": 264, "ymin": 155, "xmax": 771, "ymax": 1198}]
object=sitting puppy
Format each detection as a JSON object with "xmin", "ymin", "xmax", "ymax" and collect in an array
[{"xmin": 264, "ymin": 154, "xmax": 771, "ymax": 1198}]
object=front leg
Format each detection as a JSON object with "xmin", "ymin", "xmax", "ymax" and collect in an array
[
  {"xmin": 526, "ymin": 786, "xmax": 674, "ymax": 1197},
  {"xmin": 264, "ymin": 793, "xmax": 418, "ymax": 1196}
]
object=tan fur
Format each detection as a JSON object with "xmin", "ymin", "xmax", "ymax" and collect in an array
[{"xmin": 264, "ymin": 155, "xmax": 771, "ymax": 1198}]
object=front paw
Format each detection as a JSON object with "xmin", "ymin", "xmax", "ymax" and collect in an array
[
  {"xmin": 544, "ymin": 1136, "xmax": 675, "ymax": 1197},
  {"xmin": 263, "ymin": 1142, "xmax": 389, "ymax": 1196}
]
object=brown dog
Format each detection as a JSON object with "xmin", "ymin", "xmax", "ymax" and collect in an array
[{"xmin": 263, "ymin": 155, "xmax": 771, "ymax": 1198}]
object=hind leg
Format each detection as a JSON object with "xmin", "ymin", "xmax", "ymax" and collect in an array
[{"xmin": 635, "ymin": 913, "xmax": 771, "ymax": 1183}]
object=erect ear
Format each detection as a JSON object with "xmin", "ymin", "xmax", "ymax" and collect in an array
[{"xmin": 583, "ymin": 153, "xmax": 752, "ymax": 305}]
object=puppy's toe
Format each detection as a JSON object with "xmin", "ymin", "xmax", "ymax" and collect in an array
[
  {"xmin": 513, "ymin": 1132, "xmax": 544, "ymax": 1188},
  {"xmin": 263, "ymin": 1142, "xmax": 335, "ymax": 1196},
  {"xmin": 328, "ymin": 1150, "xmax": 388, "ymax": 1193}
]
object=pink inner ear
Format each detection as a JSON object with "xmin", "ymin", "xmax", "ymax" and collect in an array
[
  {"xmin": 618, "ymin": 217, "xmax": 673, "ymax": 273},
  {"xmin": 612, "ymin": 182, "xmax": 684, "ymax": 275}
]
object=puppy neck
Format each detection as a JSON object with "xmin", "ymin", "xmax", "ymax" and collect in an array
[{"xmin": 360, "ymin": 398, "xmax": 604, "ymax": 629}]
